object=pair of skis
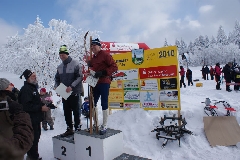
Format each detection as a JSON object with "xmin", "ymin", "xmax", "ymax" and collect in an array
[{"xmin": 84, "ymin": 31, "xmax": 98, "ymax": 134}]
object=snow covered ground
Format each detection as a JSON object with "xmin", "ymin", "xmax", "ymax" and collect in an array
[{"xmin": 1, "ymin": 66, "xmax": 240, "ymax": 160}]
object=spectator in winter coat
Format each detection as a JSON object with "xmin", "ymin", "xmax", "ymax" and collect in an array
[
  {"xmin": 87, "ymin": 38, "xmax": 118, "ymax": 135},
  {"xmin": 54, "ymin": 45, "xmax": 83, "ymax": 137},
  {"xmin": 182, "ymin": 53, "xmax": 186, "ymax": 60},
  {"xmin": 201, "ymin": 66, "xmax": 206, "ymax": 80},
  {"xmin": 18, "ymin": 69, "xmax": 49, "ymax": 160},
  {"xmin": 40, "ymin": 88, "xmax": 54, "ymax": 131},
  {"xmin": 0, "ymin": 79, "xmax": 34, "ymax": 160},
  {"xmin": 0, "ymin": 78, "xmax": 18, "ymax": 142},
  {"xmin": 179, "ymin": 66, "xmax": 186, "ymax": 88},
  {"xmin": 210, "ymin": 66, "xmax": 215, "ymax": 80},
  {"xmin": 223, "ymin": 62, "xmax": 233, "ymax": 92},
  {"xmin": 186, "ymin": 68, "xmax": 193, "ymax": 86},
  {"xmin": 204, "ymin": 65, "xmax": 210, "ymax": 80},
  {"xmin": 233, "ymin": 67, "xmax": 240, "ymax": 91},
  {"xmin": 215, "ymin": 63, "xmax": 222, "ymax": 90}
]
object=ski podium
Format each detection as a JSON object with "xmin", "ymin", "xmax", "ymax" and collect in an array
[{"xmin": 52, "ymin": 35, "xmax": 125, "ymax": 160}]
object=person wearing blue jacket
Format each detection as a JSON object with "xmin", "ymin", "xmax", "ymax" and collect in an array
[{"xmin": 81, "ymin": 97, "xmax": 89, "ymax": 118}]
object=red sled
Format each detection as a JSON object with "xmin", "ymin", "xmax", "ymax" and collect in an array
[
  {"xmin": 225, "ymin": 107, "xmax": 236, "ymax": 111},
  {"xmin": 209, "ymin": 105, "xmax": 218, "ymax": 109}
]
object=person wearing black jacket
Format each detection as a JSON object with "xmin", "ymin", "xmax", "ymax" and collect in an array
[
  {"xmin": 204, "ymin": 65, "xmax": 210, "ymax": 80},
  {"xmin": 18, "ymin": 69, "xmax": 49, "ymax": 160},
  {"xmin": 223, "ymin": 62, "xmax": 233, "ymax": 92},
  {"xmin": 186, "ymin": 68, "xmax": 193, "ymax": 86}
]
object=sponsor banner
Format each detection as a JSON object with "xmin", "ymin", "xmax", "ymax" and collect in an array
[
  {"xmin": 109, "ymin": 46, "xmax": 181, "ymax": 111},
  {"xmin": 101, "ymin": 42, "xmax": 149, "ymax": 54},
  {"xmin": 140, "ymin": 79, "xmax": 158, "ymax": 91},
  {"xmin": 159, "ymin": 78, "xmax": 177, "ymax": 89},
  {"xmin": 109, "ymin": 102, "xmax": 124, "ymax": 108},
  {"xmin": 123, "ymin": 80, "xmax": 139, "ymax": 90},
  {"xmin": 160, "ymin": 102, "xmax": 179, "ymax": 109},
  {"xmin": 109, "ymin": 92, "xmax": 124, "ymax": 102},
  {"xmin": 112, "ymin": 69, "xmax": 138, "ymax": 81},
  {"xmin": 124, "ymin": 91, "xmax": 140, "ymax": 102},
  {"xmin": 140, "ymin": 91, "xmax": 159, "ymax": 108},
  {"xmin": 159, "ymin": 90, "xmax": 178, "ymax": 101},
  {"xmin": 110, "ymin": 80, "xmax": 123, "ymax": 90},
  {"xmin": 139, "ymin": 65, "xmax": 177, "ymax": 79},
  {"xmin": 124, "ymin": 103, "xmax": 141, "ymax": 108},
  {"xmin": 112, "ymin": 46, "xmax": 178, "ymax": 70}
]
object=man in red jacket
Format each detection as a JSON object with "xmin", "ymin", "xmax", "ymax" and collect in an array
[{"xmin": 87, "ymin": 38, "xmax": 118, "ymax": 135}]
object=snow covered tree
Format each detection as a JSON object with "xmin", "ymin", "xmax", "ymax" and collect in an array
[
  {"xmin": 217, "ymin": 25, "xmax": 228, "ymax": 46},
  {"xmin": 232, "ymin": 20, "xmax": 240, "ymax": 49},
  {"xmin": 0, "ymin": 16, "xmax": 100, "ymax": 88},
  {"xmin": 164, "ymin": 38, "xmax": 168, "ymax": 47}
]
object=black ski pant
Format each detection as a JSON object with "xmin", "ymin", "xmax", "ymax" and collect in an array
[
  {"xmin": 27, "ymin": 122, "xmax": 41, "ymax": 159},
  {"xmin": 225, "ymin": 78, "xmax": 231, "ymax": 91},
  {"xmin": 180, "ymin": 76, "xmax": 186, "ymax": 88},
  {"xmin": 215, "ymin": 75, "xmax": 221, "ymax": 89},
  {"xmin": 188, "ymin": 76, "xmax": 193, "ymax": 86},
  {"xmin": 234, "ymin": 78, "xmax": 240, "ymax": 90},
  {"xmin": 62, "ymin": 94, "xmax": 80, "ymax": 130},
  {"xmin": 206, "ymin": 73, "xmax": 209, "ymax": 80},
  {"xmin": 210, "ymin": 74, "xmax": 214, "ymax": 80}
]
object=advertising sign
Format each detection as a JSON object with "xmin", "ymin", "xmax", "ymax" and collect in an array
[{"xmin": 109, "ymin": 46, "xmax": 181, "ymax": 110}]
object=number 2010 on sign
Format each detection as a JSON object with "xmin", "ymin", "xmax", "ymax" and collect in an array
[{"xmin": 159, "ymin": 50, "xmax": 175, "ymax": 58}]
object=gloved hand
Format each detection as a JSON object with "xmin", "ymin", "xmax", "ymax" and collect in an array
[
  {"xmin": 80, "ymin": 92, "xmax": 84, "ymax": 97},
  {"xmin": 94, "ymin": 70, "xmax": 107, "ymax": 78},
  {"xmin": 8, "ymin": 100, "xmax": 23, "ymax": 115},
  {"xmin": 47, "ymin": 103, "xmax": 56, "ymax": 109},
  {"xmin": 87, "ymin": 60, "xmax": 93, "ymax": 67}
]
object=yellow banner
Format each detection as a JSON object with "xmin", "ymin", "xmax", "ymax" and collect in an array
[
  {"xmin": 109, "ymin": 92, "xmax": 124, "ymax": 102},
  {"xmin": 114, "ymin": 46, "xmax": 178, "ymax": 70},
  {"xmin": 109, "ymin": 46, "xmax": 181, "ymax": 110}
]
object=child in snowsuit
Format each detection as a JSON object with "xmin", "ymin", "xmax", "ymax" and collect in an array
[
  {"xmin": 179, "ymin": 66, "xmax": 186, "ymax": 88},
  {"xmin": 186, "ymin": 68, "xmax": 193, "ymax": 86},
  {"xmin": 81, "ymin": 97, "xmax": 90, "ymax": 118},
  {"xmin": 40, "ymin": 88, "xmax": 55, "ymax": 130}
]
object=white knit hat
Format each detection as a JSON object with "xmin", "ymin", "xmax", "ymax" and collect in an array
[{"xmin": 0, "ymin": 78, "xmax": 10, "ymax": 90}]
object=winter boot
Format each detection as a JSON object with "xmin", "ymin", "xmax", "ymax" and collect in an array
[
  {"xmin": 100, "ymin": 109, "xmax": 108, "ymax": 135},
  {"xmin": 100, "ymin": 125, "xmax": 107, "ymax": 135},
  {"xmin": 60, "ymin": 127, "xmax": 74, "ymax": 137},
  {"xmin": 75, "ymin": 124, "xmax": 82, "ymax": 132},
  {"xmin": 50, "ymin": 126, "xmax": 54, "ymax": 130}
]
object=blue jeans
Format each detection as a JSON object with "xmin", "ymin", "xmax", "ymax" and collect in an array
[{"xmin": 93, "ymin": 83, "xmax": 110, "ymax": 110}]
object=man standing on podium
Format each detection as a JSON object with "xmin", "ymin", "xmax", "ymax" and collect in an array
[
  {"xmin": 87, "ymin": 38, "xmax": 118, "ymax": 135},
  {"xmin": 54, "ymin": 45, "xmax": 83, "ymax": 137}
]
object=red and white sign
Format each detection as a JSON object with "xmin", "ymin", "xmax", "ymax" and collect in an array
[
  {"xmin": 139, "ymin": 65, "xmax": 177, "ymax": 79},
  {"xmin": 101, "ymin": 42, "xmax": 150, "ymax": 54}
]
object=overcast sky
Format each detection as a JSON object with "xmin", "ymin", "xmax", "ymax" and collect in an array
[{"xmin": 0, "ymin": 0, "xmax": 240, "ymax": 48}]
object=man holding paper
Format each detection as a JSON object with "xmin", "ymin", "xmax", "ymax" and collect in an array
[
  {"xmin": 87, "ymin": 38, "xmax": 118, "ymax": 135},
  {"xmin": 54, "ymin": 45, "xmax": 83, "ymax": 137}
]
